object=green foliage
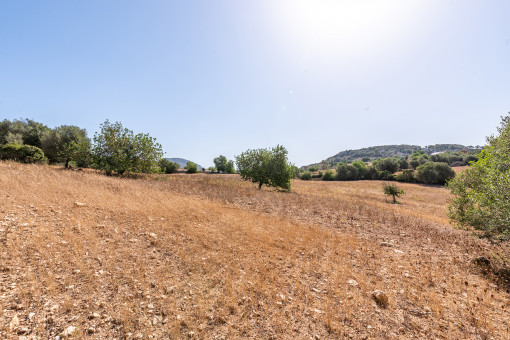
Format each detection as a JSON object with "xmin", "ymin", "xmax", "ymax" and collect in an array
[
  {"xmin": 383, "ymin": 183, "xmax": 404, "ymax": 204},
  {"xmin": 377, "ymin": 170, "xmax": 396, "ymax": 181},
  {"xmin": 364, "ymin": 166, "xmax": 379, "ymax": 180},
  {"xmin": 312, "ymin": 171, "xmax": 323, "ymax": 179},
  {"xmin": 335, "ymin": 162, "xmax": 359, "ymax": 180},
  {"xmin": 0, "ymin": 119, "xmax": 50, "ymax": 148},
  {"xmin": 185, "ymin": 161, "xmax": 198, "ymax": 174},
  {"xmin": 448, "ymin": 114, "xmax": 510, "ymax": 240},
  {"xmin": 351, "ymin": 160, "xmax": 367, "ymax": 179},
  {"xmin": 0, "ymin": 143, "xmax": 47, "ymax": 164},
  {"xmin": 322, "ymin": 170, "xmax": 335, "ymax": 181},
  {"xmin": 213, "ymin": 155, "xmax": 236, "ymax": 173},
  {"xmin": 235, "ymin": 145, "xmax": 294, "ymax": 190},
  {"xmin": 41, "ymin": 125, "xmax": 91, "ymax": 167},
  {"xmin": 159, "ymin": 159, "xmax": 180, "ymax": 174},
  {"xmin": 399, "ymin": 158, "xmax": 409, "ymax": 170},
  {"xmin": 308, "ymin": 165, "xmax": 319, "ymax": 172},
  {"xmin": 415, "ymin": 162, "xmax": 455, "ymax": 185},
  {"xmin": 396, "ymin": 169, "xmax": 415, "ymax": 182},
  {"xmin": 373, "ymin": 157, "xmax": 400, "ymax": 173},
  {"xmin": 208, "ymin": 166, "xmax": 217, "ymax": 173},
  {"xmin": 92, "ymin": 120, "xmax": 163, "ymax": 175},
  {"xmin": 300, "ymin": 171, "xmax": 312, "ymax": 180}
]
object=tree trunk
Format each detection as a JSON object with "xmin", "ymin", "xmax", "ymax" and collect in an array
[
  {"xmin": 258, "ymin": 182, "xmax": 263, "ymax": 190},
  {"xmin": 64, "ymin": 158, "xmax": 70, "ymax": 169}
]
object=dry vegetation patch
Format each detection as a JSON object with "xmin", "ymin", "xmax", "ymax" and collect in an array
[{"xmin": 1, "ymin": 162, "xmax": 509, "ymax": 339}]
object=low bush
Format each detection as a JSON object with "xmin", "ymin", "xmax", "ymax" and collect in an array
[
  {"xmin": 300, "ymin": 171, "xmax": 312, "ymax": 180},
  {"xmin": 322, "ymin": 170, "xmax": 335, "ymax": 181},
  {"xmin": 0, "ymin": 143, "xmax": 47, "ymax": 163}
]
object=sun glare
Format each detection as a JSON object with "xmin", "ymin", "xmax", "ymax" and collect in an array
[{"xmin": 270, "ymin": 0, "xmax": 431, "ymax": 63}]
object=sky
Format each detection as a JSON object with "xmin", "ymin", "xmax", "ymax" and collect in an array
[{"xmin": 1, "ymin": 0, "xmax": 509, "ymax": 167}]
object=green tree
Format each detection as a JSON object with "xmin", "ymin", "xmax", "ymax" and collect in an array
[
  {"xmin": 335, "ymin": 162, "xmax": 359, "ymax": 180},
  {"xmin": 351, "ymin": 160, "xmax": 367, "ymax": 179},
  {"xmin": 41, "ymin": 125, "xmax": 91, "ymax": 167},
  {"xmin": 415, "ymin": 162, "xmax": 455, "ymax": 185},
  {"xmin": 383, "ymin": 183, "xmax": 404, "ymax": 204},
  {"xmin": 373, "ymin": 157, "xmax": 400, "ymax": 173},
  {"xmin": 185, "ymin": 161, "xmax": 198, "ymax": 173},
  {"xmin": 300, "ymin": 171, "xmax": 312, "ymax": 180},
  {"xmin": 448, "ymin": 114, "xmax": 510, "ymax": 240},
  {"xmin": 159, "ymin": 159, "xmax": 180, "ymax": 174},
  {"xmin": 92, "ymin": 120, "xmax": 163, "ymax": 175},
  {"xmin": 213, "ymin": 155, "xmax": 228, "ymax": 172},
  {"xmin": 322, "ymin": 170, "xmax": 335, "ymax": 181},
  {"xmin": 0, "ymin": 143, "xmax": 47, "ymax": 164},
  {"xmin": 235, "ymin": 145, "xmax": 294, "ymax": 190}
]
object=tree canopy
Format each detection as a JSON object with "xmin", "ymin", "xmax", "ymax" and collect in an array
[
  {"xmin": 448, "ymin": 114, "xmax": 510, "ymax": 241},
  {"xmin": 235, "ymin": 145, "xmax": 294, "ymax": 190}
]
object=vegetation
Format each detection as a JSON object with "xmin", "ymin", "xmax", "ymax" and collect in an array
[
  {"xmin": 322, "ymin": 169, "xmax": 335, "ymax": 180},
  {"xmin": 0, "ymin": 143, "xmax": 47, "ymax": 163},
  {"xmin": 40, "ymin": 125, "xmax": 91, "ymax": 167},
  {"xmin": 335, "ymin": 162, "xmax": 359, "ymax": 181},
  {"xmin": 300, "ymin": 171, "xmax": 312, "ymax": 180},
  {"xmin": 383, "ymin": 183, "xmax": 404, "ymax": 204},
  {"xmin": 448, "ymin": 114, "xmax": 510, "ymax": 240},
  {"xmin": 213, "ymin": 155, "xmax": 236, "ymax": 174},
  {"xmin": 235, "ymin": 145, "xmax": 294, "ymax": 190},
  {"xmin": 159, "ymin": 159, "xmax": 180, "ymax": 174},
  {"xmin": 92, "ymin": 120, "xmax": 163, "ymax": 175},
  {"xmin": 185, "ymin": 161, "xmax": 198, "ymax": 174},
  {"xmin": 415, "ymin": 162, "xmax": 455, "ymax": 185}
]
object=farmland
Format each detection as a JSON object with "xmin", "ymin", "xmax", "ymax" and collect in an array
[{"xmin": 1, "ymin": 161, "xmax": 509, "ymax": 339}]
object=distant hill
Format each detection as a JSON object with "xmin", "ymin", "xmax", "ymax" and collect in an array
[
  {"xmin": 165, "ymin": 158, "xmax": 203, "ymax": 171},
  {"xmin": 307, "ymin": 144, "xmax": 483, "ymax": 168}
]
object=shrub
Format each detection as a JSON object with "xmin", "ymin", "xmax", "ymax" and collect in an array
[
  {"xmin": 378, "ymin": 170, "xmax": 395, "ymax": 181},
  {"xmin": 322, "ymin": 170, "xmax": 335, "ymax": 181},
  {"xmin": 415, "ymin": 162, "xmax": 455, "ymax": 185},
  {"xmin": 311, "ymin": 171, "xmax": 323, "ymax": 179},
  {"xmin": 335, "ymin": 163, "xmax": 359, "ymax": 180},
  {"xmin": 373, "ymin": 157, "xmax": 399, "ymax": 173},
  {"xmin": 159, "ymin": 159, "xmax": 180, "ymax": 174},
  {"xmin": 300, "ymin": 171, "xmax": 312, "ymax": 180},
  {"xmin": 185, "ymin": 161, "xmax": 198, "ymax": 174},
  {"xmin": 448, "ymin": 114, "xmax": 510, "ymax": 240},
  {"xmin": 0, "ymin": 143, "xmax": 47, "ymax": 164},
  {"xmin": 396, "ymin": 169, "xmax": 415, "ymax": 182}
]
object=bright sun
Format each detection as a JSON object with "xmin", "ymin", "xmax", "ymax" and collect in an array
[{"xmin": 269, "ymin": 0, "xmax": 431, "ymax": 63}]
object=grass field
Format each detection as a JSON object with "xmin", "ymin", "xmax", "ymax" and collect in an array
[{"xmin": 1, "ymin": 161, "xmax": 509, "ymax": 339}]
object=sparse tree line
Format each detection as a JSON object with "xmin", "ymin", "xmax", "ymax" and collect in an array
[{"xmin": 300, "ymin": 152, "xmax": 456, "ymax": 185}]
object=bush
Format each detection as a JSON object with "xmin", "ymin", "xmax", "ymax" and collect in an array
[
  {"xmin": 335, "ymin": 163, "xmax": 358, "ymax": 180},
  {"xmin": 185, "ymin": 161, "xmax": 198, "ymax": 174},
  {"xmin": 396, "ymin": 169, "xmax": 415, "ymax": 182},
  {"xmin": 377, "ymin": 170, "xmax": 395, "ymax": 181},
  {"xmin": 159, "ymin": 159, "xmax": 180, "ymax": 174},
  {"xmin": 311, "ymin": 171, "xmax": 323, "ymax": 179},
  {"xmin": 322, "ymin": 170, "xmax": 335, "ymax": 181},
  {"xmin": 364, "ymin": 166, "xmax": 379, "ymax": 180},
  {"xmin": 300, "ymin": 171, "xmax": 312, "ymax": 180},
  {"xmin": 415, "ymin": 162, "xmax": 455, "ymax": 185},
  {"xmin": 373, "ymin": 157, "xmax": 399, "ymax": 173},
  {"xmin": 448, "ymin": 114, "xmax": 510, "ymax": 240},
  {"xmin": 0, "ymin": 143, "xmax": 47, "ymax": 163}
]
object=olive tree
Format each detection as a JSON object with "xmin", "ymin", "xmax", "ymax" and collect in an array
[{"xmin": 235, "ymin": 145, "xmax": 294, "ymax": 190}]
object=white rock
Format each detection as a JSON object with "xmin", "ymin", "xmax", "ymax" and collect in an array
[
  {"xmin": 348, "ymin": 279, "xmax": 359, "ymax": 287},
  {"xmin": 9, "ymin": 314, "xmax": 20, "ymax": 331},
  {"xmin": 61, "ymin": 325, "xmax": 77, "ymax": 337},
  {"xmin": 74, "ymin": 202, "xmax": 86, "ymax": 207}
]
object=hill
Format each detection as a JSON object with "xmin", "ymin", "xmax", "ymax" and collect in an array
[
  {"xmin": 165, "ymin": 157, "xmax": 202, "ymax": 170},
  {"xmin": 310, "ymin": 144, "xmax": 483, "ymax": 168},
  {"xmin": 1, "ymin": 161, "xmax": 508, "ymax": 339}
]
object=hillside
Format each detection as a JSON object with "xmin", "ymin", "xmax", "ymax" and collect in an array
[
  {"xmin": 165, "ymin": 157, "xmax": 203, "ymax": 170},
  {"xmin": 310, "ymin": 144, "xmax": 483, "ymax": 168},
  {"xmin": 1, "ymin": 162, "xmax": 509, "ymax": 339}
]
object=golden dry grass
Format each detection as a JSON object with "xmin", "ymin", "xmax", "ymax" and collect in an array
[{"xmin": 0, "ymin": 162, "xmax": 509, "ymax": 339}]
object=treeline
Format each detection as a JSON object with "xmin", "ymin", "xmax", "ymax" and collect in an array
[
  {"xmin": 314, "ymin": 144, "xmax": 482, "ymax": 168},
  {"xmin": 300, "ymin": 151, "xmax": 458, "ymax": 185},
  {"xmin": 0, "ymin": 118, "xmax": 165, "ymax": 175}
]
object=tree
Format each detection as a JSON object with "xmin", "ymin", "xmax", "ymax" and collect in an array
[
  {"xmin": 373, "ymin": 157, "xmax": 400, "ymax": 173},
  {"xmin": 335, "ymin": 162, "xmax": 358, "ymax": 180},
  {"xmin": 41, "ymin": 125, "xmax": 91, "ymax": 167},
  {"xmin": 235, "ymin": 145, "xmax": 294, "ymax": 190},
  {"xmin": 415, "ymin": 162, "xmax": 455, "ymax": 185},
  {"xmin": 213, "ymin": 155, "xmax": 235, "ymax": 173},
  {"xmin": 383, "ymin": 183, "xmax": 404, "ymax": 204},
  {"xmin": 351, "ymin": 160, "xmax": 367, "ymax": 179},
  {"xmin": 300, "ymin": 171, "xmax": 312, "ymax": 180},
  {"xmin": 208, "ymin": 166, "xmax": 217, "ymax": 173},
  {"xmin": 159, "ymin": 159, "xmax": 180, "ymax": 174},
  {"xmin": 448, "ymin": 114, "xmax": 510, "ymax": 240},
  {"xmin": 185, "ymin": 161, "xmax": 198, "ymax": 174},
  {"xmin": 0, "ymin": 143, "xmax": 47, "ymax": 164},
  {"xmin": 92, "ymin": 120, "xmax": 163, "ymax": 175},
  {"xmin": 322, "ymin": 170, "xmax": 335, "ymax": 181}
]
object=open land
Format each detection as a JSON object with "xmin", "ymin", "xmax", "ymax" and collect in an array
[{"xmin": 0, "ymin": 161, "xmax": 509, "ymax": 339}]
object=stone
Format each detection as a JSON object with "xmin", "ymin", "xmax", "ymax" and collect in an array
[
  {"xmin": 372, "ymin": 290, "xmax": 389, "ymax": 308},
  {"xmin": 74, "ymin": 202, "xmax": 86, "ymax": 207},
  {"xmin": 380, "ymin": 242, "xmax": 394, "ymax": 247},
  {"xmin": 348, "ymin": 279, "xmax": 359, "ymax": 287},
  {"xmin": 9, "ymin": 314, "xmax": 20, "ymax": 332},
  {"xmin": 61, "ymin": 326, "xmax": 77, "ymax": 337}
]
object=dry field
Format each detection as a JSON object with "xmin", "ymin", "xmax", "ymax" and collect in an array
[{"xmin": 1, "ymin": 161, "xmax": 509, "ymax": 339}]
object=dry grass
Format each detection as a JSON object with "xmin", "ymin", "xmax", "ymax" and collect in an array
[{"xmin": 1, "ymin": 162, "xmax": 509, "ymax": 339}]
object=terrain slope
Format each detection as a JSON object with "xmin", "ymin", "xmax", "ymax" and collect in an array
[{"xmin": 0, "ymin": 162, "xmax": 508, "ymax": 339}]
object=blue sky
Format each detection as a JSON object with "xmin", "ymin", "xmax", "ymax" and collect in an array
[{"xmin": 1, "ymin": 0, "xmax": 509, "ymax": 167}]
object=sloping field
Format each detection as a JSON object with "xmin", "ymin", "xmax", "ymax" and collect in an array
[{"xmin": 0, "ymin": 162, "xmax": 509, "ymax": 339}]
